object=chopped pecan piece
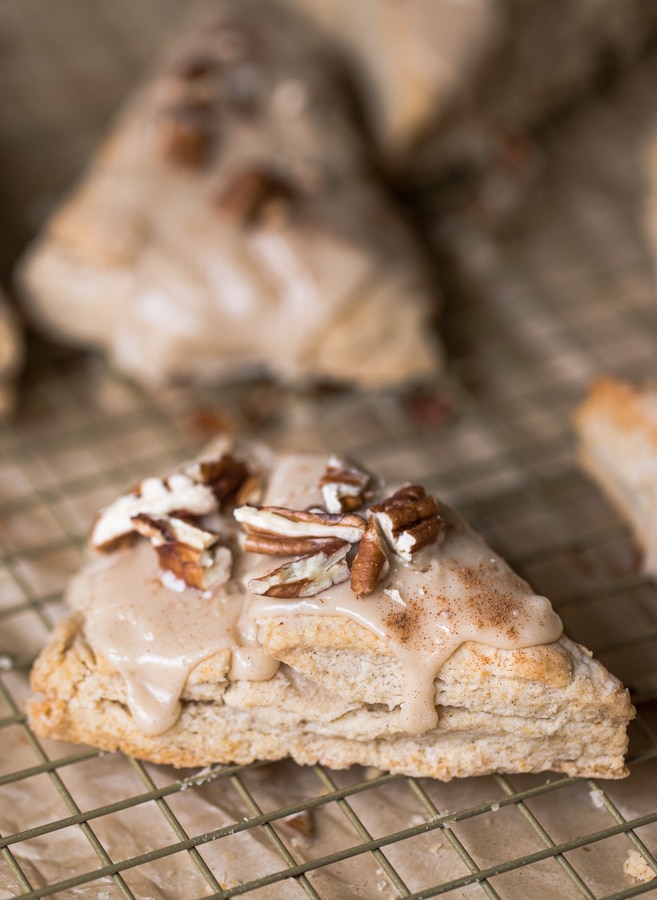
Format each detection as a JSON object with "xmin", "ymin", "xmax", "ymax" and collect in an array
[
  {"xmin": 160, "ymin": 104, "xmax": 217, "ymax": 168},
  {"xmin": 350, "ymin": 517, "xmax": 390, "ymax": 596},
  {"xmin": 90, "ymin": 474, "xmax": 218, "ymax": 550},
  {"xmin": 235, "ymin": 471, "xmax": 265, "ymax": 507},
  {"xmin": 132, "ymin": 513, "xmax": 231, "ymax": 591},
  {"xmin": 131, "ymin": 513, "xmax": 217, "ymax": 550},
  {"xmin": 318, "ymin": 455, "xmax": 372, "ymax": 513},
  {"xmin": 183, "ymin": 453, "xmax": 251, "ymax": 508},
  {"xmin": 234, "ymin": 505, "xmax": 366, "ymax": 545},
  {"xmin": 216, "ymin": 168, "xmax": 297, "ymax": 227},
  {"xmin": 403, "ymin": 389, "xmax": 452, "ymax": 427},
  {"xmin": 247, "ymin": 540, "xmax": 349, "ymax": 598},
  {"xmin": 370, "ymin": 485, "xmax": 444, "ymax": 562},
  {"xmin": 176, "ymin": 54, "xmax": 221, "ymax": 81}
]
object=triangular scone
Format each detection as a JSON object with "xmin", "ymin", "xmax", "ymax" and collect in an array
[
  {"xmin": 290, "ymin": 0, "xmax": 657, "ymax": 181},
  {"xmin": 29, "ymin": 444, "xmax": 634, "ymax": 780},
  {"xmin": 575, "ymin": 376, "xmax": 657, "ymax": 576},
  {"xmin": 18, "ymin": 0, "xmax": 440, "ymax": 390}
]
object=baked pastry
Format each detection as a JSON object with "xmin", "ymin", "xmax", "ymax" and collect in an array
[
  {"xmin": 29, "ymin": 441, "xmax": 634, "ymax": 780},
  {"xmin": 575, "ymin": 376, "xmax": 657, "ymax": 576},
  {"xmin": 291, "ymin": 0, "xmax": 657, "ymax": 181},
  {"xmin": 0, "ymin": 288, "xmax": 22, "ymax": 416},
  {"xmin": 18, "ymin": 0, "xmax": 440, "ymax": 390}
]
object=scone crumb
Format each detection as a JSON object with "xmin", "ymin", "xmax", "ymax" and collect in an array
[{"xmin": 624, "ymin": 849, "xmax": 656, "ymax": 882}]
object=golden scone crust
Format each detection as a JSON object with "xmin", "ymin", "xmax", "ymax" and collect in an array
[{"xmin": 575, "ymin": 376, "xmax": 657, "ymax": 571}]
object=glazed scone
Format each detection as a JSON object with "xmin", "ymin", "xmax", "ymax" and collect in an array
[
  {"xmin": 291, "ymin": 0, "xmax": 657, "ymax": 180},
  {"xmin": 29, "ymin": 441, "xmax": 634, "ymax": 780},
  {"xmin": 286, "ymin": 0, "xmax": 496, "ymax": 170},
  {"xmin": 575, "ymin": 376, "xmax": 657, "ymax": 576},
  {"xmin": 0, "ymin": 289, "xmax": 22, "ymax": 417},
  {"xmin": 18, "ymin": 0, "xmax": 440, "ymax": 390}
]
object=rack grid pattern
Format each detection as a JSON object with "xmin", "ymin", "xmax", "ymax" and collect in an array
[{"xmin": 2, "ymin": 2, "xmax": 657, "ymax": 897}]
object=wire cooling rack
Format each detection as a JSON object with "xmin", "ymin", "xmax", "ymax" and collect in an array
[{"xmin": 2, "ymin": 1, "xmax": 657, "ymax": 897}]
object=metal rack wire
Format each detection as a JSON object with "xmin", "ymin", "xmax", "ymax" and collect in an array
[{"xmin": 2, "ymin": 1, "xmax": 657, "ymax": 897}]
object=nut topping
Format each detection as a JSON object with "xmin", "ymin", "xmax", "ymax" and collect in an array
[
  {"xmin": 183, "ymin": 453, "xmax": 252, "ymax": 509},
  {"xmin": 318, "ymin": 455, "xmax": 372, "ymax": 513},
  {"xmin": 160, "ymin": 103, "xmax": 217, "ymax": 168},
  {"xmin": 235, "ymin": 471, "xmax": 265, "ymax": 507},
  {"xmin": 234, "ymin": 505, "xmax": 366, "ymax": 544},
  {"xmin": 131, "ymin": 513, "xmax": 218, "ymax": 551},
  {"xmin": 132, "ymin": 513, "xmax": 231, "ymax": 591},
  {"xmin": 350, "ymin": 517, "xmax": 390, "ymax": 596},
  {"xmin": 247, "ymin": 540, "xmax": 349, "ymax": 598},
  {"xmin": 370, "ymin": 485, "xmax": 444, "ymax": 562},
  {"xmin": 91, "ymin": 474, "xmax": 219, "ymax": 551},
  {"xmin": 216, "ymin": 168, "xmax": 297, "ymax": 228},
  {"xmin": 242, "ymin": 531, "xmax": 346, "ymax": 557}
]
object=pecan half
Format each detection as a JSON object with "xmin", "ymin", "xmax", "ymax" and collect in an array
[
  {"xmin": 216, "ymin": 168, "xmax": 297, "ymax": 227},
  {"xmin": 370, "ymin": 485, "xmax": 444, "ymax": 562},
  {"xmin": 247, "ymin": 540, "xmax": 349, "ymax": 598},
  {"xmin": 234, "ymin": 505, "xmax": 366, "ymax": 545},
  {"xmin": 132, "ymin": 513, "xmax": 231, "ymax": 590},
  {"xmin": 350, "ymin": 517, "xmax": 390, "ymax": 596},
  {"xmin": 91, "ymin": 474, "xmax": 218, "ymax": 550},
  {"xmin": 242, "ymin": 531, "xmax": 345, "ymax": 557},
  {"xmin": 318, "ymin": 455, "xmax": 372, "ymax": 514}
]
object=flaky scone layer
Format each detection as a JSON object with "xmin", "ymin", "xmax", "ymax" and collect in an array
[
  {"xmin": 30, "ymin": 613, "xmax": 633, "ymax": 779},
  {"xmin": 575, "ymin": 375, "xmax": 657, "ymax": 574}
]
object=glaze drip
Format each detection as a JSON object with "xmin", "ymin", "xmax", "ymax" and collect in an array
[
  {"xmin": 68, "ymin": 538, "xmax": 277, "ymax": 735},
  {"xmin": 248, "ymin": 455, "xmax": 563, "ymax": 734},
  {"xmin": 71, "ymin": 450, "xmax": 563, "ymax": 737}
]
